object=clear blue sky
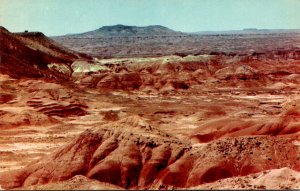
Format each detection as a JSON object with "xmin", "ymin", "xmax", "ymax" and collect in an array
[{"xmin": 1, "ymin": 0, "xmax": 300, "ymax": 36}]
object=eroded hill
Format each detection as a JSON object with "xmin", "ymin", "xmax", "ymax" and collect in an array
[{"xmin": 0, "ymin": 27, "xmax": 91, "ymax": 80}]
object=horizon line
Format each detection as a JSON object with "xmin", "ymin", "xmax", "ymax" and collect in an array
[{"xmin": 2, "ymin": 25, "xmax": 300, "ymax": 37}]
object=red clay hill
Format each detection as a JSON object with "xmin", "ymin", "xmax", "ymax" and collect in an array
[{"xmin": 0, "ymin": 27, "xmax": 90, "ymax": 80}]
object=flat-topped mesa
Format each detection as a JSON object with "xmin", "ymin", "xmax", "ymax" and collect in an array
[
  {"xmin": 69, "ymin": 24, "xmax": 185, "ymax": 37},
  {"xmin": 14, "ymin": 31, "xmax": 46, "ymax": 37},
  {"xmin": 97, "ymin": 24, "xmax": 176, "ymax": 33}
]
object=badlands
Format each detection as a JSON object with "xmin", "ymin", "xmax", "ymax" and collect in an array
[{"xmin": 0, "ymin": 25, "xmax": 300, "ymax": 190}]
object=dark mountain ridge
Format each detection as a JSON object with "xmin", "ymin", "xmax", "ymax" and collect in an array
[
  {"xmin": 193, "ymin": 28, "xmax": 300, "ymax": 35},
  {"xmin": 64, "ymin": 24, "xmax": 185, "ymax": 37}
]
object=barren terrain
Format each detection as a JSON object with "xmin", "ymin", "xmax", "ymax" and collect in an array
[{"xmin": 0, "ymin": 26, "xmax": 300, "ymax": 190}]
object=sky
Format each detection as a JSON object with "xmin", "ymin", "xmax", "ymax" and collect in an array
[{"xmin": 1, "ymin": 0, "xmax": 300, "ymax": 36}]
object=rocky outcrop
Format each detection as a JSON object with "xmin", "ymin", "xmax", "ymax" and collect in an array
[
  {"xmin": 214, "ymin": 65, "xmax": 259, "ymax": 80},
  {"xmin": 27, "ymin": 101, "xmax": 88, "ymax": 117},
  {"xmin": 0, "ymin": 109, "xmax": 58, "ymax": 128},
  {"xmin": 191, "ymin": 105, "xmax": 300, "ymax": 143},
  {"xmin": 96, "ymin": 72, "xmax": 142, "ymax": 90}
]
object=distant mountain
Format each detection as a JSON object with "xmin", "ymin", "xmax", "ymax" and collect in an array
[
  {"xmin": 193, "ymin": 28, "xmax": 300, "ymax": 35},
  {"xmin": 64, "ymin": 24, "xmax": 184, "ymax": 37}
]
